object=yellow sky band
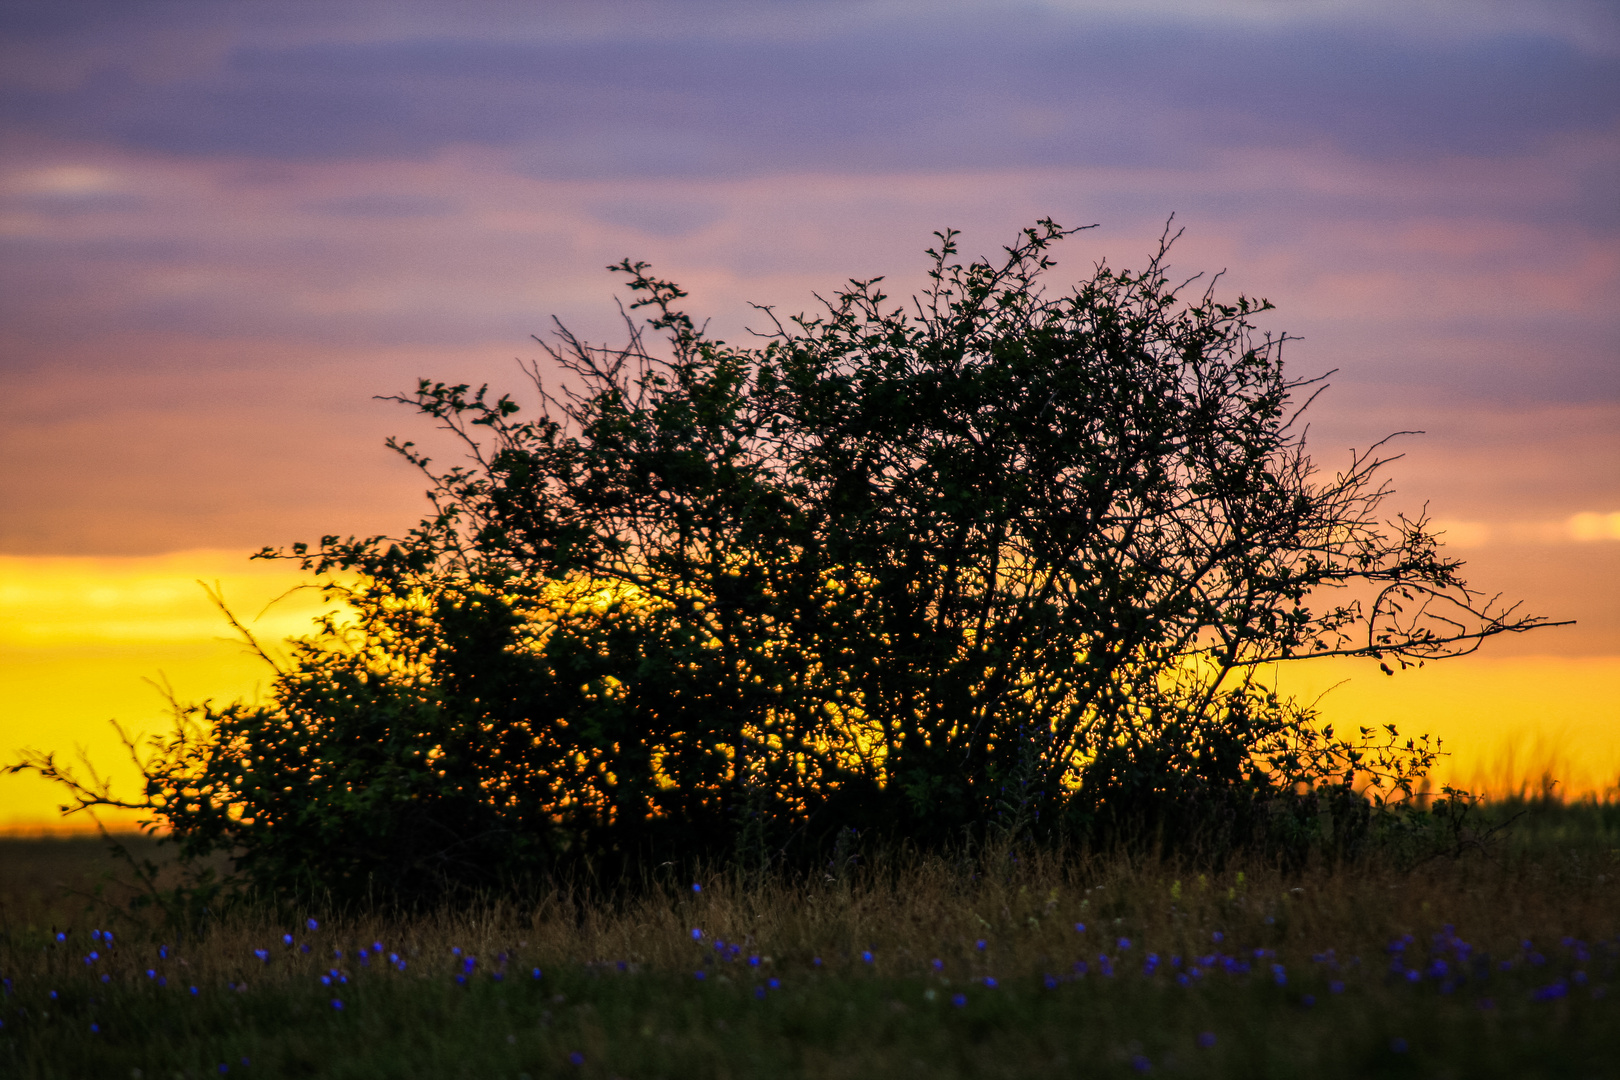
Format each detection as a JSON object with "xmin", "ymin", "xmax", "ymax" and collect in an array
[{"xmin": 3, "ymin": 551, "xmax": 1615, "ymax": 834}]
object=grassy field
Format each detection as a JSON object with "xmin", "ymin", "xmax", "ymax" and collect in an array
[{"xmin": 1, "ymin": 800, "xmax": 1616, "ymax": 1079}]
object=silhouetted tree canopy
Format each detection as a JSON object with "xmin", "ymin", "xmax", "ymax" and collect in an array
[{"xmin": 15, "ymin": 220, "xmax": 1558, "ymax": 902}]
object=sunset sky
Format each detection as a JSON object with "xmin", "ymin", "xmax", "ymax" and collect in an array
[{"xmin": 2, "ymin": 0, "xmax": 1616, "ymax": 830}]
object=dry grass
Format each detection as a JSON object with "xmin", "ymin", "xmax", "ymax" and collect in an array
[{"xmin": 1, "ymin": 808, "xmax": 1617, "ymax": 1078}]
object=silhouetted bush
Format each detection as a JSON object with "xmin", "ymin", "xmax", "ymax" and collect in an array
[{"xmin": 15, "ymin": 221, "xmax": 1555, "ymax": 902}]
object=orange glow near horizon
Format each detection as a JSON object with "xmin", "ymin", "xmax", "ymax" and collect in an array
[{"xmin": 2, "ymin": 551, "xmax": 1616, "ymax": 836}]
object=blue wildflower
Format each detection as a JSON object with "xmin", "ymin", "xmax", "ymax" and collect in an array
[
  {"xmin": 976, "ymin": 939, "xmax": 987, "ymax": 951},
  {"xmin": 754, "ymin": 985, "xmax": 766, "ymax": 999},
  {"xmin": 862, "ymin": 950, "xmax": 874, "ymax": 964},
  {"xmin": 331, "ymin": 999, "xmax": 343, "ymax": 1011},
  {"xmin": 951, "ymin": 993, "xmax": 967, "ymax": 1008},
  {"xmin": 569, "ymin": 1051, "xmax": 585, "ymax": 1066},
  {"xmin": 1131, "ymin": 1054, "xmax": 1152, "ymax": 1072},
  {"xmin": 1196, "ymin": 1032, "xmax": 1216, "ymax": 1049},
  {"xmin": 694, "ymin": 970, "xmax": 706, "ymax": 980},
  {"xmin": 1074, "ymin": 923, "xmax": 1086, "ymax": 933},
  {"xmin": 691, "ymin": 928, "xmax": 702, "ymax": 940},
  {"xmin": 932, "ymin": 958, "xmax": 944, "ymax": 971},
  {"xmin": 306, "ymin": 919, "xmax": 318, "ymax": 931},
  {"xmin": 532, "ymin": 968, "xmax": 542, "ymax": 980},
  {"xmin": 692, "ymin": 883, "xmax": 702, "ymax": 893}
]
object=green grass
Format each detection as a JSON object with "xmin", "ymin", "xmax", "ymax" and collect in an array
[{"xmin": 2, "ymin": 803, "xmax": 1617, "ymax": 1078}]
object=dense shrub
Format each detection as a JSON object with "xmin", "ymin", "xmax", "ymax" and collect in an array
[{"xmin": 14, "ymin": 221, "xmax": 1554, "ymax": 901}]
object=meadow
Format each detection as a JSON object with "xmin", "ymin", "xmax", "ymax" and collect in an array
[{"xmin": 1, "ymin": 796, "xmax": 1616, "ymax": 1079}]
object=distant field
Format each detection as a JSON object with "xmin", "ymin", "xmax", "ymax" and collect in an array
[{"xmin": 2, "ymin": 801, "xmax": 1617, "ymax": 1079}]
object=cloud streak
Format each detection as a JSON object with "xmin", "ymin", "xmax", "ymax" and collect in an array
[{"xmin": 5, "ymin": 6, "xmax": 1616, "ymax": 178}]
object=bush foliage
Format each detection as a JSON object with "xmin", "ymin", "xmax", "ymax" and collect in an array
[{"xmin": 15, "ymin": 221, "xmax": 1554, "ymax": 901}]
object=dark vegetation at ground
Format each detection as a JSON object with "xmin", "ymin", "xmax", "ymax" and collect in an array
[{"xmin": 1, "ymin": 796, "xmax": 1616, "ymax": 1078}]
